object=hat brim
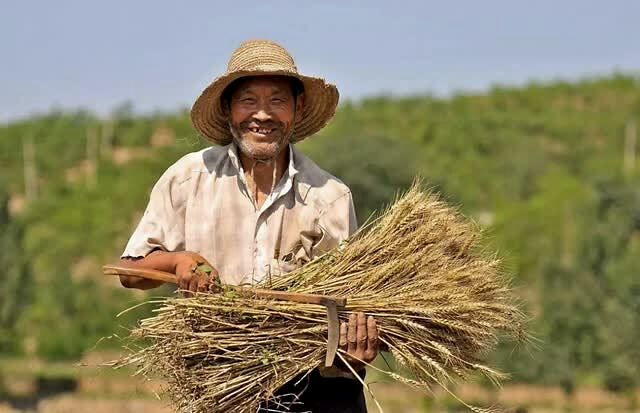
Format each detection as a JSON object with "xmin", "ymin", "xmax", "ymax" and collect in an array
[{"xmin": 191, "ymin": 70, "xmax": 339, "ymax": 145}]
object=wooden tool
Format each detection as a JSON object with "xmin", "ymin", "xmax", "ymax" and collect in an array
[{"xmin": 103, "ymin": 265, "xmax": 346, "ymax": 367}]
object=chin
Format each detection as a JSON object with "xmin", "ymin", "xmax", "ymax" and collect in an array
[{"xmin": 238, "ymin": 140, "xmax": 284, "ymax": 161}]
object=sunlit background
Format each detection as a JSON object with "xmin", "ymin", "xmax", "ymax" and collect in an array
[{"xmin": 1, "ymin": 1, "xmax": 639, "ymax": 412}]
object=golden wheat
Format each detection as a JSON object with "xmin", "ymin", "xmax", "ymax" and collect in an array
[{"xmin": 115, "ymin": 182, "xmax": 525, "ymax": 412}]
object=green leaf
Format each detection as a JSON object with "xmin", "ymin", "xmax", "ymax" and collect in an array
[{"xmin": 197, "ymin": 264, "xmax": 214, "ymax": 274}]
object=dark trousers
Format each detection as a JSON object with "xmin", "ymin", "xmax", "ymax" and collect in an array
[{"xmin": 259, "ymin": 369, "xmax": 367, "ymax": 413}]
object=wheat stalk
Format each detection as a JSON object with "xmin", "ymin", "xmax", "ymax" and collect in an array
[{"xmin": 115, "ymin": 182, "xmax": 526, "ymax": 412}]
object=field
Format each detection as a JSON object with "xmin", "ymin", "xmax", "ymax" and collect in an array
[
  {"xmin": 1, "ymin": 356, "xmax": 638, "ymax": 413},
  {"xmin": 2, "ymin": 76, "xmax": 640, "ymax": 412}
]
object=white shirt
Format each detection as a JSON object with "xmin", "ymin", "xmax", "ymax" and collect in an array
[{"xmin": 122, "ymin": 143, "xmax": 357, "ymax": 286}]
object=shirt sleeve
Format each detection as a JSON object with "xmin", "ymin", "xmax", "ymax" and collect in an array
[
  {"xmin": 121, "ymin": 164, "xmax": 189, "ymax": 259},
  {"xmin": 311, "ymin": 189, "xmax": 358, "ymax": 259}
]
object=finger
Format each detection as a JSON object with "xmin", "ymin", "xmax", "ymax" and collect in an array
[
  {"xmin": 183, "ymin": 275, "xmax": 195, "ymax": 297},
  {"xmin": 186, "ymin": 262, "xmax": 199, "ymax": 292},
  {"xmin": 365, "ymin": 316, "xmax": 379, "ymax": 362},
  {"xmin": 194, "ymin": 259, "xmax": 220, "ymax": 291},
  {"xmin": 179, "ymin": 276, "xmax": 192, "ymax": 297},
  {"xmin": 347, "ymin": 313, "xmax": 357, "ymax": 354},
  {"xmin": 356, "ymin": 312, "xmax": 368, "ymax": 354},
  {"xmin": 178, "ymin": 272, "xmax": 190, "ymax": 291},
  {"xmin": 208, "ymin": 269, "xmax": 221, "ymax": 291},
  {"xmin": 197, "ymin": 276, "xmax": 209, "ymax": 293},
  {"xmin": 339, "ymin": 322, "xmax": 348, "ymax": 350},
  {"xmin": 188, "ymin": 276, "xmax": 199, "ymax": 293}
]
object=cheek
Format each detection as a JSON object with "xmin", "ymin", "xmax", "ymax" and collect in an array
[
  {"xmin": 276, "ymin": 109, "xmax": 297, "ymax": 126},
  {"xmin": 229, "ymin": 107, "xmax": 250, "ymax": 125}
]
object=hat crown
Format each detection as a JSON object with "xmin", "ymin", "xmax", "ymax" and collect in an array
[{"xmin": 227, "ymin": 40, "xmax": 298, "ymax": 73}]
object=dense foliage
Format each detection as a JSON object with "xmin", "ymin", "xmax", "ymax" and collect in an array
[{"xmin": 1, "ymin": 75, "xmax": 638, "ymax": 391}]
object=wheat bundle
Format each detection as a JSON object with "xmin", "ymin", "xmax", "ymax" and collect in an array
[{"xmin": 118, "ymin": 184, "xmax": 525, "ymax": 412}]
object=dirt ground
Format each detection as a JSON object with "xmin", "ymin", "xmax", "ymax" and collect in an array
[
  {"xmin": 2, "ymin": 357, "xmax": 639, "ymax": 413},
  {"xmin": 2, "ymin": 383, "xmax": 638, "ymax": 413}
]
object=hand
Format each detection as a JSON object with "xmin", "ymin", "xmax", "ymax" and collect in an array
[
  {"xmin": 339, "ymin": 312, "xmax": 379, "ymax": 372},
  {"xmin": 173, "ymin": 251, "xmax": 219, "ymax": 296}
]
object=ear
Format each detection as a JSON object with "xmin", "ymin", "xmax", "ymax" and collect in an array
[{"xmin": 294, "ymin": 93, "xmax": 305, "ymax": 122}]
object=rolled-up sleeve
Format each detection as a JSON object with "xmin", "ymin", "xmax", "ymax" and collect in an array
[
  {"xmin": 121, "ymin": 164, "xmax": 189, "ymax": 259},
  {"xmin": 311, "ymin": 189, "xmax": 358, "ymax": 258}
]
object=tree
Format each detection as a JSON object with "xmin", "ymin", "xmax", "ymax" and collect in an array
[{"xmin": 0, "ymin": 191, "xmax": 31, "ymax": 353}]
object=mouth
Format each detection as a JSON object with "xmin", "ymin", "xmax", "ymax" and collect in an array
[{"xmin": 248, "ymin": 126, "xmax": 274, "ymax": 136}]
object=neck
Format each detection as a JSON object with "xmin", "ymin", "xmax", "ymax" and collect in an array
[{"xmin": 239, "ymin": 146, "xmax": 289, "ymax": 204}]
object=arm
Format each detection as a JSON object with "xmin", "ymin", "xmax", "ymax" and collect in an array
[
  {"xmin": 120, "ymin": 161, "xmax": 185, "ymax": 275},
  {"xmin": 119, "ymin": 250, "xmax": 179, "ymax": 289},
  {"xmin": 118, "ymin": 158, "xmax": 217, "ymax": 292},
  {"xmin": 119, "ymin": 250, "xmax": 218, "ymax": 293}
]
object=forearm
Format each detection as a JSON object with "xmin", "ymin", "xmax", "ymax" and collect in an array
[{"xmin": 119, "ymin": 250, "xmax": 178, "ymax": 290}]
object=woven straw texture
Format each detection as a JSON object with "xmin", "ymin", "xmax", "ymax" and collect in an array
[{"xmin": 191, "ymin": 40, "xmax": 339, "ymax": 145}]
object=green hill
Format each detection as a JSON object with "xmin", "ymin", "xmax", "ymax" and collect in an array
[{"xmin": 1, "ymin": 74, "xmax": 639, "ymax": 391}]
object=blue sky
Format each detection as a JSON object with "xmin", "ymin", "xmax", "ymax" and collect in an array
[{"xmin": 1, "ymin": 1, "xmax": 639, "ymax": 122}]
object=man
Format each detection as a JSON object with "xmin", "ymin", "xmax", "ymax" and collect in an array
[{"xmin": 118, "ymin": 39, "xmax": 378, "ymax": 412}]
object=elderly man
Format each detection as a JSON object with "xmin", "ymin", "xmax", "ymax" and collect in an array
[{"xmin": 118, "ymin": 40, "xmax": 377, "ymax": 412}]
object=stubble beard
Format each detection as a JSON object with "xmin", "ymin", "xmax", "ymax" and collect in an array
[{"xmin": 229, "ymin": 123, "xmax": 292, "ymax": 162}]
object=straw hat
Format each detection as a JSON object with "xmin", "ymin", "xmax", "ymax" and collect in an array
[{"xmin": 191, "ymin": 40, "xmax": 340, "ymax": 145}]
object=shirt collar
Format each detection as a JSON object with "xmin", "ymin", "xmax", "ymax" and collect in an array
[{"xmin": 228, "ymin": 143, "xmax": 299, "ymax": 213}]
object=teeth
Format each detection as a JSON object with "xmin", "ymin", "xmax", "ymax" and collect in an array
[{"xmin": 250, "ymin": 127, "xmax": 272, "ymax": 134}]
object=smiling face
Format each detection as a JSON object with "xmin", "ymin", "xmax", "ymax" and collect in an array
[{"xmin": 226, "ymin": 76, "xmax": 304, "ymax": 161}]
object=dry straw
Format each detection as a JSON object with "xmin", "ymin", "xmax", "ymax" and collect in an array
[{"xmin": 116, "ymin": 182, "xmax": 526, "ymax": 413}]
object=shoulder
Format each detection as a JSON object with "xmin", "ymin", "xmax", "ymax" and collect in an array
[
  {"xmin": 146, "ymin": 145, "xmax": 229, "ymax": 207},
  {"xmin": 293, "ymin": 147, "xmax": 353, "ymax": 212},
  {"xmin": 161, "ymin": 145, "xmax": 227, "ymax": 184}
]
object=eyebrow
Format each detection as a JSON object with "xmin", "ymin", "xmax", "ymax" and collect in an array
[{"xmin": 235, "ymin": 86, "xmax": 289, "ymax": 95}]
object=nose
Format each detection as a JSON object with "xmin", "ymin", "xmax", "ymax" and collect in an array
[{"xmin": 252, "ymin": 107, "xmax": 272, "ymax": 122}]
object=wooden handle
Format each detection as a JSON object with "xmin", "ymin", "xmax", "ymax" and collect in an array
[
  {"xmin": 104, "ymin": 265, "xmax": 176, "ymax": 283},
  {"xmin": 236, "ymin": 287, "xmax": 346, "ymax": 307},
  {"xmin": 103, "ymin": 265, "xmax": 346, "ymax": 307}
]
